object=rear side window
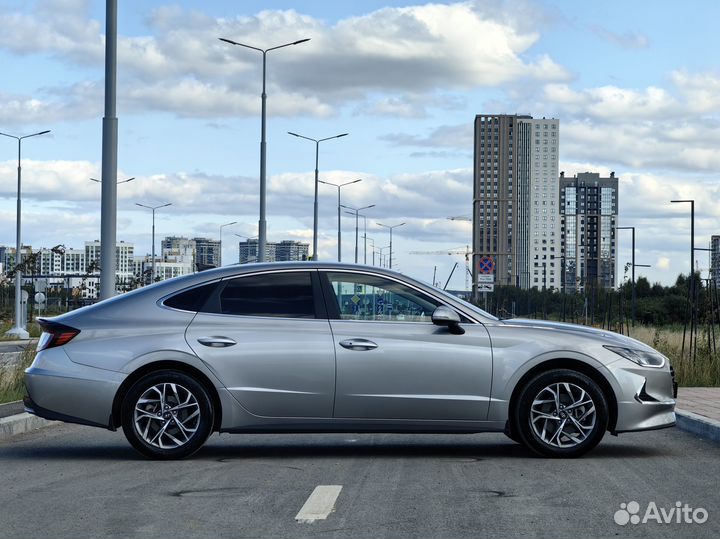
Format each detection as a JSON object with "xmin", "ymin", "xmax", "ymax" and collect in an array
[
  {"xmin": 219, "ymin": 272, "xmax": 316, "ymax": 318},
  {"xmin": 163, "ymin": 282, "xmax": 219, "ymax": 312}
]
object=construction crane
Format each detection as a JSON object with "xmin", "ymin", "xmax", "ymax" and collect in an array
[
  {"xmin": 408, "ymin": 245, "xmax": 472, "ymax": 290},
  {"xmin": 447, "ymin": 215, "xmax": 471, "ymax": 222}
]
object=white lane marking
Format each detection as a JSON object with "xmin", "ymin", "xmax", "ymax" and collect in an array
[{"xmin": 295, "ymin": 485, "xmax": 343, "ymax": 523}]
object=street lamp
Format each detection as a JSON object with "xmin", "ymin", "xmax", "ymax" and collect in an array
[
  {"xmin": 616, "ymin": 226, "xmax": 651, "ymax": 326},
  {"xmin": 0, "ymin": 129, "xmax": 51, "ymax": 338},
  {"xmin": 219, "ymin": 221, "xmax": 237, "ymax": 266},
  {"xmin": 219, "ymin": 37, "xmax": 310, "ymax": 263},
  {"xmin": 367, "ymin": 237, "xmax": 376, "ymax": 266},
  {"xmin": 344, "ymin": 210, "xmax": 371, "ymax": 264},
  {"xmin": 376, "ymin": 222, "xmax": 405, "ymax": 270},
  {"xmin": 670, "ymin": 200, "xmax": 695, "ymax": 283},
  {"xmin": 318, "ymin": 178, "xmax": 361, "ymax": 262},
  {"xmin": 90, "ymin": 177, "xmax": 135, "ymax": 184},
  {"xmin": 288, "ymin": 131, "xmax": 349, "ymax": 260},
  {"xmin": 135, "ymin": 202, "xmax": 171, "ymax": 283},
  {"xmin": 341, "ymin": 204, "xmax": 375, "ymax": 264}
]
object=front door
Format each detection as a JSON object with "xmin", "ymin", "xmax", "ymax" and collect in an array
[
  {"xmin": 321, "ymin": 271, "xmax": 493, "ymax": 421},
  {"xmin": 185, "ymin": 270, "xmax": 335, "ymax": 418}
]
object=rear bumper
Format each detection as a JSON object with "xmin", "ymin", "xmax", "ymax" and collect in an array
[
  {"xmin": 24, "ymin": 347, "xmax": 125, "ymax": 429},
  {"xmin": 23, "ymin": 394, "xmax": 108, "ymax": 428}
]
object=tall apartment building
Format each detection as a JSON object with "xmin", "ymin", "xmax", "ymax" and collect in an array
[
  {"xmin": 472, "ymin": 114, "xmax": 559, "ymax": 290},
  {"xmin": 84, "ymin": 240, "xmax": 134, "ymax": 277},
  {"xmin": 239, "ymin": 240, "xmax": 309, "ymax": 264},
  {"xmin": 710, "ymin": 235, "xmax": 720, "ymax": 286},
  {"xmin": 193, "ymin": 237, "xmax": 220, "ymax": 268},
  {"xmin": 559, "ymin": 172, "xmax": 618, "ymax": 291}
]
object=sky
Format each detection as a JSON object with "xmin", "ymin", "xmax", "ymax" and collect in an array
[{"xmin": 1, "ymin": 0, "xmax": 719, "ymax": 289}]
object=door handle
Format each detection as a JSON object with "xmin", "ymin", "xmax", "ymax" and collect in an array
[
  {"xmin": 339, "ymin": 339, "xmax": 378, "ymax": 351},
  {"xmin": 197, "ymin": 336, "xmax": 237, "ymax": 348}
]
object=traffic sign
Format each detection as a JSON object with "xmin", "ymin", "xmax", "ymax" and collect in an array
[
  {"xmin": 477, "ymin": 274, "xmax": 494, "ymax": 284},
  {"xmin": 34, "ymin": 292, "xmax": 46, "ymax": 304},
  {"xmin": 478, "ymin": 283, "xmax": 494, "ymax": 293},
  {"xmin": 478, "ymin": 256, "xmax": 494, "ymax": 274}
]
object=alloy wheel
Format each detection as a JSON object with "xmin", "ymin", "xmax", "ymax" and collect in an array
[
  {"xmin": 133, "ymin": 383, "xmax": 201, "ymax": 449},
  {"xmin": 529, "ymin": 382, "xmax": 596, "ymax": 448}
]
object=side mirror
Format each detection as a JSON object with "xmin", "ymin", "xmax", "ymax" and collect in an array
[{"xmin": 431, "ymin": 306, "xmax": 465, "ymax": 335}]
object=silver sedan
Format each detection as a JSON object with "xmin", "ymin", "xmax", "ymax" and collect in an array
[{"xmin": 24, "ymin": 262, "xmax": 677, "ymax": 459}]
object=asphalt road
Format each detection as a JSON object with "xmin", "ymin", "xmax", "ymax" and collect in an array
[{"xmin": 0, "ymin": 424, "xmax": 718, "ymax": 538}]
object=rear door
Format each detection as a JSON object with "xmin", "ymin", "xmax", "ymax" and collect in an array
[{"xmin": 185, "ymin": 270, "xmax": 336, "ymax": 418}]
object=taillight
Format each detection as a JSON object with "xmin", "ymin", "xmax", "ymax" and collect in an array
[{"xmin": 37, "ymin": 319, "xmax": 81, "ymax": 351}]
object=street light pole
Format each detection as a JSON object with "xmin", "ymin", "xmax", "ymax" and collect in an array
[
  {"xmin": 342, "ymin": 204, "xmax": 375, "ymax": 264},
  {"xmin": 319, "ymin": 178, "xmax": 361, "ymax": 262},
  {"xmin": 377, "ymin": 222, "xmax": 405, "ymax": 270},
  {"xmin": 288, "ymin": 132, "xmax": 349, "ymax": 260},
  {"xmin": 136, "ymin": 203, "xmax": 171, "ymax": 283},
  {"xmin": 219, "ymin": 221, "xmax": 237, "ymax": 266},
  {"xmin": 617, "ymin": 226, "xmax": 638, "ymax": 326},
  {"xmin": 100, "ymin": 0, "xmax": 119, "ymax": 301},
  {"xmin": 219, "ymin": 37, "xmax": 310, "ymax": 263},
  {"xmin": 0, "ymin": 130, "xmax": 51, "ymax": 338}
]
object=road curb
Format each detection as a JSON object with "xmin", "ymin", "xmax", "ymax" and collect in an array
[
  {"xmin": 0, "ymin": 412, "xmax": 57, "ymax": 439},
  {"xmin": 675, "ymin": 408, "xmax": 720, "ymax": 444}
]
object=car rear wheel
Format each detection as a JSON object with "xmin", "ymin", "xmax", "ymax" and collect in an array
[
  {"xmin": 121, "ymin": 370, "xmax": 214, "ymax": 459},
  {"xmin": 513, "ymin": 369, "xmax": 608, "ymax": 458}
]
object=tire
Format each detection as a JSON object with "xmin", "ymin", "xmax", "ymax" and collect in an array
[
  {"xmin": 503, "ymin": 422, "xmax": 522, "ymax": 444},
  {"xmin": 512, "ymin": 369, "xmax": 609, "ymax": 458},
  {"xmin": 121, "ymin": 370, "xmax": 214, "ymax": 460}
]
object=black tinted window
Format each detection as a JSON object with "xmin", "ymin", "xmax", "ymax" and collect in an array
[
  {"xmin": 164, "ymin": 282, "xmax": 218, "ymax": 312},
  {"xmin": 219, "ymin": 272, "xmax": 315, "ymax": 318}
]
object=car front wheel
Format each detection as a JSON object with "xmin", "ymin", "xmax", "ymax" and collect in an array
[
  {"xmin": 121, "ymin": 370, "xmax": 214, "ymax": 459},
  {"xmin": 513, "ymin": 369, "xmax": 609, "ymax": 458}
]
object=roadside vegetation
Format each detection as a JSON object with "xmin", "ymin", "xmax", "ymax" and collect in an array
[{"xmin": 0, "ymin": 346, "xmax": 35, "ymax": 404}]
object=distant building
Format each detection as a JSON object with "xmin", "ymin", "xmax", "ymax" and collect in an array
[
  {"xmin": 238, "ymin": 240, "xmax": 309, "ymax": 264},
  {"xmin": 559, "ymin": 172, "xmax": 619, "ymax": 291},
  {"xmin": 161, "ymin": 236, "xmax": 196, "ymax": 265},
  {"xmin": 710, "ymin": 235, "xmax": 720, "ymax": 286},
  {"xmin": 472, "ymin": 114, "xmax": 560, "ymax": 290},
  {"xmin": 193, "ymin": 237, "xmax": 220, "ymax": 268}
]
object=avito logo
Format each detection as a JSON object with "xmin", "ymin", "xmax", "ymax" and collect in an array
[{"xmin": 614, "ymin": 501, "xmax": 708, "ymax": 526}]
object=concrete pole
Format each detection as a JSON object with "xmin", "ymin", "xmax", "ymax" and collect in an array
[
  {"xmin": 151, "ymin": 208, "xmax": 156, "ymax": 283},
  {"xmin": 363, "ymin": 215, "xmax": 367, "ymax": 264},
  {"xmin": 99, "ymin": 0, "xmax": 118, "ymax": 300},
  {"xmin": 337, "ymin": 187, "xmax": 342, "ymax": 262},
  {"xmin": 631, "ymin": 227, "xmax": 636, "ymax": 326},
  {"xmin": 354, "ymin": 210, "xmax": 359, "ymax": 264},
  {"xmin": 258, "ymin": 51, "xmax": 267, "ymax": 263},
  {"xmin": 12, "ymin": 140, "xmax": 25, "ymax": 337},
  {"xmin": 313, "ymin": 141, "xmax": 319, "ymax": 260}
]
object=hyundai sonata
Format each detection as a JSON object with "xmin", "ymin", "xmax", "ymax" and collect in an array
[{"xmin": 24, "ymin": 262, "xmax": 677, "ymax": 459}]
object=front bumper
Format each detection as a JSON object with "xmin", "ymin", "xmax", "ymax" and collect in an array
[
  {"xmin": 609, "ymin": 358, "xmax": 677, "ymax": 433},
  {"xmin": 24, "ymin": 347, "xmax": 125, "ymax": 429}
]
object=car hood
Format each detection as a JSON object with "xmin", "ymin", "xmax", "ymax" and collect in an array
[{"xmin": 500, "ymin": 318, "xmax": 655, "ymax": 350}]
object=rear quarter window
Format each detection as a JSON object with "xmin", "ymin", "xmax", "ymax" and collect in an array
[{"xmin": 163, "ymin": 282, "xmax": 219, "ymax": 312}]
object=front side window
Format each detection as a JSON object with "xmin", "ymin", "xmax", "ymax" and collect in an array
[
  {"xmin": 325, "ymin": 272, "xmax": 441, "ymax": 323},
  {"xmin": 219, "ymin": 272, "xmax": 315, "ymax": 318}
]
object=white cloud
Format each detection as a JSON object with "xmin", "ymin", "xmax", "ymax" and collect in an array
[{"xmin": 0, "ymin": 1, "xmax": 569, "ymax": 121}]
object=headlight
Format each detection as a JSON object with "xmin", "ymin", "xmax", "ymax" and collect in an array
[{"xmin": 604, "ymin": 346, "xmax": 666, "ymax": 368}]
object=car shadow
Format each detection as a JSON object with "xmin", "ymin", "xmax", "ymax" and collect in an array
[{"xmin": 0, "ymin": 434, "xmax": 671, "ymax": 461}]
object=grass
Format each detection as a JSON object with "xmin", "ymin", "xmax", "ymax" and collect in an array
[
  {"xmin": 0, "ymin": 345, "xmax": 36, "ymax": 404},
  {"xmin": 630, "ymin": 326, "xmax": 720, "ymax": 387},
  {"xmin": 0, "ymin": 320, "xmax": 42, "ymax": 340}
]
